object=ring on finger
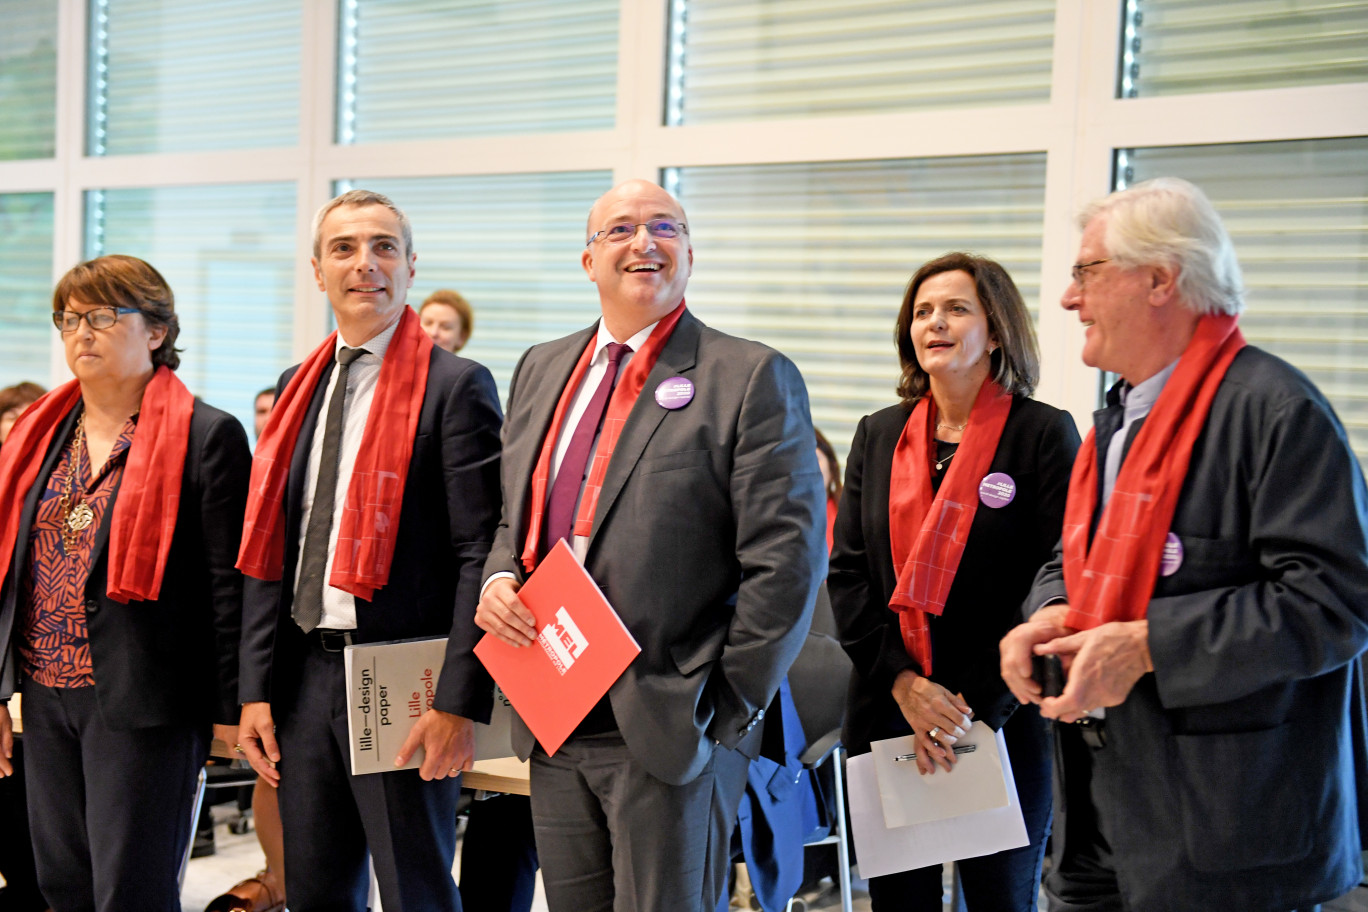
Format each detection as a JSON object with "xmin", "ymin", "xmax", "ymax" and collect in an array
[{"xmin": 928, "ymin": 727, "xmax": 941, "ymax": 742}]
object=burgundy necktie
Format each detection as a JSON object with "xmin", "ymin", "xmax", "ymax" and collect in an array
[{"xmin": 543, "ymin": 342, "xmax": 631, "ymax": 554}]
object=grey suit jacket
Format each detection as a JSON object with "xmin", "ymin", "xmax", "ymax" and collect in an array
[
  {"xmin": 1027, "ymin": 346, "xmax": 1368, "ymax": 912},
  {"xmin": 484, "ymin": 308, "xmax": 827, "ymax": 786}
]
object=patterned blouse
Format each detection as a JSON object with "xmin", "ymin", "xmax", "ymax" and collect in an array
[{"xmin": 20, "ymin": 412, "xmax": 137, "ymax": 689}]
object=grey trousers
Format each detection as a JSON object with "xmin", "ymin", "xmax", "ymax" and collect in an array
[{"xmin": 529, "ymin": 731, "xmax": 750, "ymax": 912}]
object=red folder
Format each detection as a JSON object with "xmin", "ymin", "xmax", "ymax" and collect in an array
[{"xmin": 474, "ymin": 539, "xmax": 640, "ymax": 755}]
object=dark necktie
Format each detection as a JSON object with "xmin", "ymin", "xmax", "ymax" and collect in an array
[
  {"xmin": 294, "ymin": 346, "xmax": 367, "ymax": 633},
  {"xmin": 542, "ymin": 342, "xmax": 631, "ymax": 553}
]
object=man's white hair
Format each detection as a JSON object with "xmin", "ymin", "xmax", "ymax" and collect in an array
[{"xmin": 1080, "ymin": 177, "xmax": 1244, "ymax": 316}]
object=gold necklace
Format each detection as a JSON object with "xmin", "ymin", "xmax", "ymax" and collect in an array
[{"xmin": 59, "ymin": 414, "xmax": 95, "ymax": 552}]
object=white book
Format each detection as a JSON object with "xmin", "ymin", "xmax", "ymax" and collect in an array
[
  {"xmin": 848, "ymin": 725, "xmax": 1028, "ymax": 878},
  {"xmin": 342, "ymin": 636, "xmax": 516, "ymax": 776}
]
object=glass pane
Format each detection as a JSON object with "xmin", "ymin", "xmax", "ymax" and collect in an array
[
  {"xmin": 1122, "ymin": 138, "xmax": 1368, "ymax": 468},
  {"xmin": 670, "ymin": 154, "xmax": 1048, "ymax": 461},
  {"xmin": 0, "ymin": 0, "xmax": 57, "ymax": 159},
  {"xmin": 343, "ymin": 171, "xmax": 614, "ymax": 401},
  {"xmin": 85, "ymin": 183, "xmax": 297, "ymax": 435},
  {"xmin": 90, "ymin": 0, "xmax": 300, "ymax": 155},
  {"xmin": 0, "ymin": 193, "xmax": 55, "ymax": 387},
  {"xmin": 1122, "ymin": 0, "xmax": 1368, "ymax": 97},
  {"xmin": 340, "ymin": 0, "xmax": 618, "ymax": 143},
  {"xmin": 668, "ymin": 0, "xmax": 1054, "ymax": 125}
]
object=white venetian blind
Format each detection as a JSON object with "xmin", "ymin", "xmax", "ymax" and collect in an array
[
  {"xmin": 1123, "ymin": 0, "xmax": 1368, "ymax": 97},
  {"xmin": 90, "ymin": 0, "xmax": 300, "ymax": 155},
  {"xmin": 347, "ymin": 172, "xmax": 614, "ymax": 404},
  {"xmin": 86, "ymin": 183, "xmax": 298, "ymax": 433},
  {"xmin": 339, "ymin": 0, "xmax": 619, "ymax": 142},
  {"xmin": 1122, "ymin": 137, "xmax": 1368, "ymax": 468},
  {"xmin": 0, "ymin": 0, "xmax": 56, "ymax": 160},
  {"xmin": 0, "ymin": 193, "xmax": 54, "ymax": 387},
  {"xmin": 670, "ymin": 154, "xmax": 1048, "ymax": 461},
  {"xmin": 667, "ymin": 0, "xmax": 1055, "ymax": 124}
]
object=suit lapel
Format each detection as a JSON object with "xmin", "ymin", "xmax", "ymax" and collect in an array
[{"xmin": 587, "ymin": 310, "xmax": 702, "ymax": 546}]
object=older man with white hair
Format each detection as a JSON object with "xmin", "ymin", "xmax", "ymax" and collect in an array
[{"xmin": 1001, "ymin": 177, "xmax": 1368, "ymax": 912}]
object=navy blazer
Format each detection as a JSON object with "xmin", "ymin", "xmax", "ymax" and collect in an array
[
  {"xmin": 0, "ymin": 400, "xmax": 250, "ymax": 729},
  {"xmin": 1028, "ymin": 346, "xmax": 1368, "ymax": 911},
  {"xmin": 829, "ymin": 395, "xmax": 1080, "ymax": 754},
  {"xmin": 239, "ymin": 344, "xmax": 502, "ymax": 722}
]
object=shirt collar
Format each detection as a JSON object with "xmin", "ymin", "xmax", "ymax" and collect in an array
[
  {"xmin": 1120, "ymin": 358, "xmax": 1180, "ymax": 415},
  {"xmin": 591, "ymin": 319, "xmax": 657, "ymax": 363},
  {"xmin": 336, "ymin": 311, "xmax": 402, "ymax": 361}
]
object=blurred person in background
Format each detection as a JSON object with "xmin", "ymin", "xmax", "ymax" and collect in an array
[{"xmin": 420, "ymin": 289, "xmax": 474, "ymax": 354}]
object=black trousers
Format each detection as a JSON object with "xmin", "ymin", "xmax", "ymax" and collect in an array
[
  {"xmin": 275, "ymin": 639, "xmax": 463, "ymax": 912},
  {"xmin": 459, "ymin": 794, "xmax": 538, "ymax": 912},
  {"xmin": 22, "ymin": 682, "xmax": 205, "ymax": 912}
]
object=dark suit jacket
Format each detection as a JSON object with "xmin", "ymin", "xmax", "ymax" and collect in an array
[
  {"xmin": 0, "ymin": 400, "xmax": 250, "ymax": 729},
  {"xmin": 828, "ymin": 396, "xmax": 1080, "ymax": 754},
  {"xmin": 239, "ymin": 345, "xmax": 502, "ymax": 722},
  {"xmin": 483, "ymin": 309, "xmax": 828, "ymax": 786},
  {"xmin": 1027, "ymin": 346, "xmax": 1368, "ymax": 911}
]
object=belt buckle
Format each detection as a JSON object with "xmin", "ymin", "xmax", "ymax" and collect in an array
[
  {"xmin": 317, "ymin": 629, "xmax": 354, "ymax": 653},
  {"xmin": 1076, "ymin": 715, "xmax": 1107, "ymax": 750}
]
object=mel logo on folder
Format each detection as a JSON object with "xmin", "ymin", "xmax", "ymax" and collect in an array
[{"xmin": 474, "ymin": 539, "xmax": 641, "ymax": 756}]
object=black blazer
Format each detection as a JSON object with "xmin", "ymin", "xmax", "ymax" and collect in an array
[
  {"xmin": 239, "ymin": 345, "xmax": 503, "ymax": 722},
  {"xmin": 828, "ymin": 395, "xmax": 1079, "ymax": 754},
  {"xmin": 0, "ymin": 400, "xmax": 251, "ymax": 729}
]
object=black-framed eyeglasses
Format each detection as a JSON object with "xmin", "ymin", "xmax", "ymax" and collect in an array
[
  {"xmin": 586, "ymin": 218, "xmax": 687, "ymax": 247},
  {"xmin": 52, "ymin": 306, "xmax": 141, "ymax": 333},
  {"xmin": 1071, "ymin": 258, "xmax": 1111, "ymax": 287}
]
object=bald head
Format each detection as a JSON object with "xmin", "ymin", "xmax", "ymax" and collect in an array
[{"xmin": 585, "ymin": 180, "xmax": 690, "ymax": 244}]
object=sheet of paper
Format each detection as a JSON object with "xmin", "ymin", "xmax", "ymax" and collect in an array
[
  {"xmin": 870, "ymin": 721, "xmax": 1008, "ymax": 828},
  {"xmin": 848, "ymin": 727, "xmax": 1029, "ymax": 879}
]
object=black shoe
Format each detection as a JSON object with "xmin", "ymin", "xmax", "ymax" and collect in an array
[{"xmin": 192, "ymin": 826, "xmax": 216, "ymax": 858}]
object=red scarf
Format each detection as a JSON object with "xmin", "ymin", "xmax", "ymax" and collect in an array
[
  {"xmin": 520, "ymin": 301, "xmax": 687, "ymax": 573},
  {"xmin": 0, "ymin": 367, "xmax": 194, "ymax": 604},
  {"xmin": 1061, "ymin": 315, "xmax": 1245, "ymax": 630},
  {"xmin": 887, "ymin": 380, "xmax": 1012, "ymax": 675},
  {"xmin": 237, "ymin": 306, "xmax": 432, "ymax": 601}
]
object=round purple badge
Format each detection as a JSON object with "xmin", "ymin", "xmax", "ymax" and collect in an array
[
  {"xmin": 978, "ymin": 472, "xmax": 1016, "ymax": 508},
  {"xmin": 654, "ymin": 377, "xmax": 695, "ymax": 410},
  {"xmin": 1160, "ymin": 532, "xmax": 1184, "ymax": 577}
]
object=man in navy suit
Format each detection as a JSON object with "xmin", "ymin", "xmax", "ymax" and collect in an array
[
  {"xmin": 237, "ymin": 190, "xmax": 502, "ymax": 912},
  {"xmin": 1001, "ymin": 177, "xmax": 1368, "ymax": 912}
]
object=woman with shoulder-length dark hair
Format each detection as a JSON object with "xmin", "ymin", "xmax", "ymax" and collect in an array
[
  {"xmin": 0, "ymin": 254, "xmax": 250, "ymax": 911},
  {"xmin": 829, "ymin": 252, "xmax": 1080, "ymax": 910}
]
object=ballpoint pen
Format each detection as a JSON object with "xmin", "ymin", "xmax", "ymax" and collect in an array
[{"xmin": 893, "ymin": 744, "xmax": 977, "ymax": 762}]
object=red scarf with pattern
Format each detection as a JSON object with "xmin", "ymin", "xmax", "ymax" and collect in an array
[
  {"xmin": 887, "ymin": 380, "xmax": 1012, "ymax": 675},
  {"xmin": 237, "ymin": 306, "xmax": 432, "ymax": 601},
  {"xmin": 0, "ymin": 366, "xmax": 194, "ymax": 603},
  {"xmin": 1061, "ymin": 315, "xmax": 1245, "ymax": 630}
]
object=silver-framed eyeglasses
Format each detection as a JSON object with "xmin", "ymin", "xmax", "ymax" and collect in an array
[
  {"xmin": 1071, "ymin": 258, "xmax": 1111, "ymax": 287},
  {"xmin": 52, "ymin": 306, "xmax": 141, "ymax": 333},
  {"xmin": 586, "ymin": 218, "xmax": 687, "ymax": 246}
]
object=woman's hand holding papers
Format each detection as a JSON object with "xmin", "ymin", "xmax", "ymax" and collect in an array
[{"xmin": 891, "ymin": 669, "xmax": 974, "ymax": 775}]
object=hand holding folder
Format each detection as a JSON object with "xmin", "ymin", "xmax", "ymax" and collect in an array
[{"xmin": 474, "ymin": 540, "xmax": 640, "ymax": 756}]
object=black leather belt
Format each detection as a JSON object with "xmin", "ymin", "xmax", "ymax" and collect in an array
[
  {"xmin": 313, "ymin": 628, "xmax": 355, "ymax": 653},
  {"xmin": 1076, "ymin": 716, "xmax": 1107, "ymax": 750}
]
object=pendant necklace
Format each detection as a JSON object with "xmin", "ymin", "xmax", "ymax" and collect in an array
[
  {"xmin": 935, "ymin": 445, "xmax": 959, "ymax": 473},
  {"xmin": 60, "ymin": 413, "xmax": 95, "ymax": 552}
]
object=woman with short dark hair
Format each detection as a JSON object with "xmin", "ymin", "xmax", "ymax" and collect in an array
[
  {"xmin": 0, "ymin": 254, "xmax": 249, "ymax": 911},
  {"xmin": 830, "ymin": 252, "xmax": 1079, "ymax": 911}
]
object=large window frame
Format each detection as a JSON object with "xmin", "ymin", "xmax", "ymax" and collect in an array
[{"xmin": 0, "ymin": 0, "xmax": 1364, "ymax": 433}]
